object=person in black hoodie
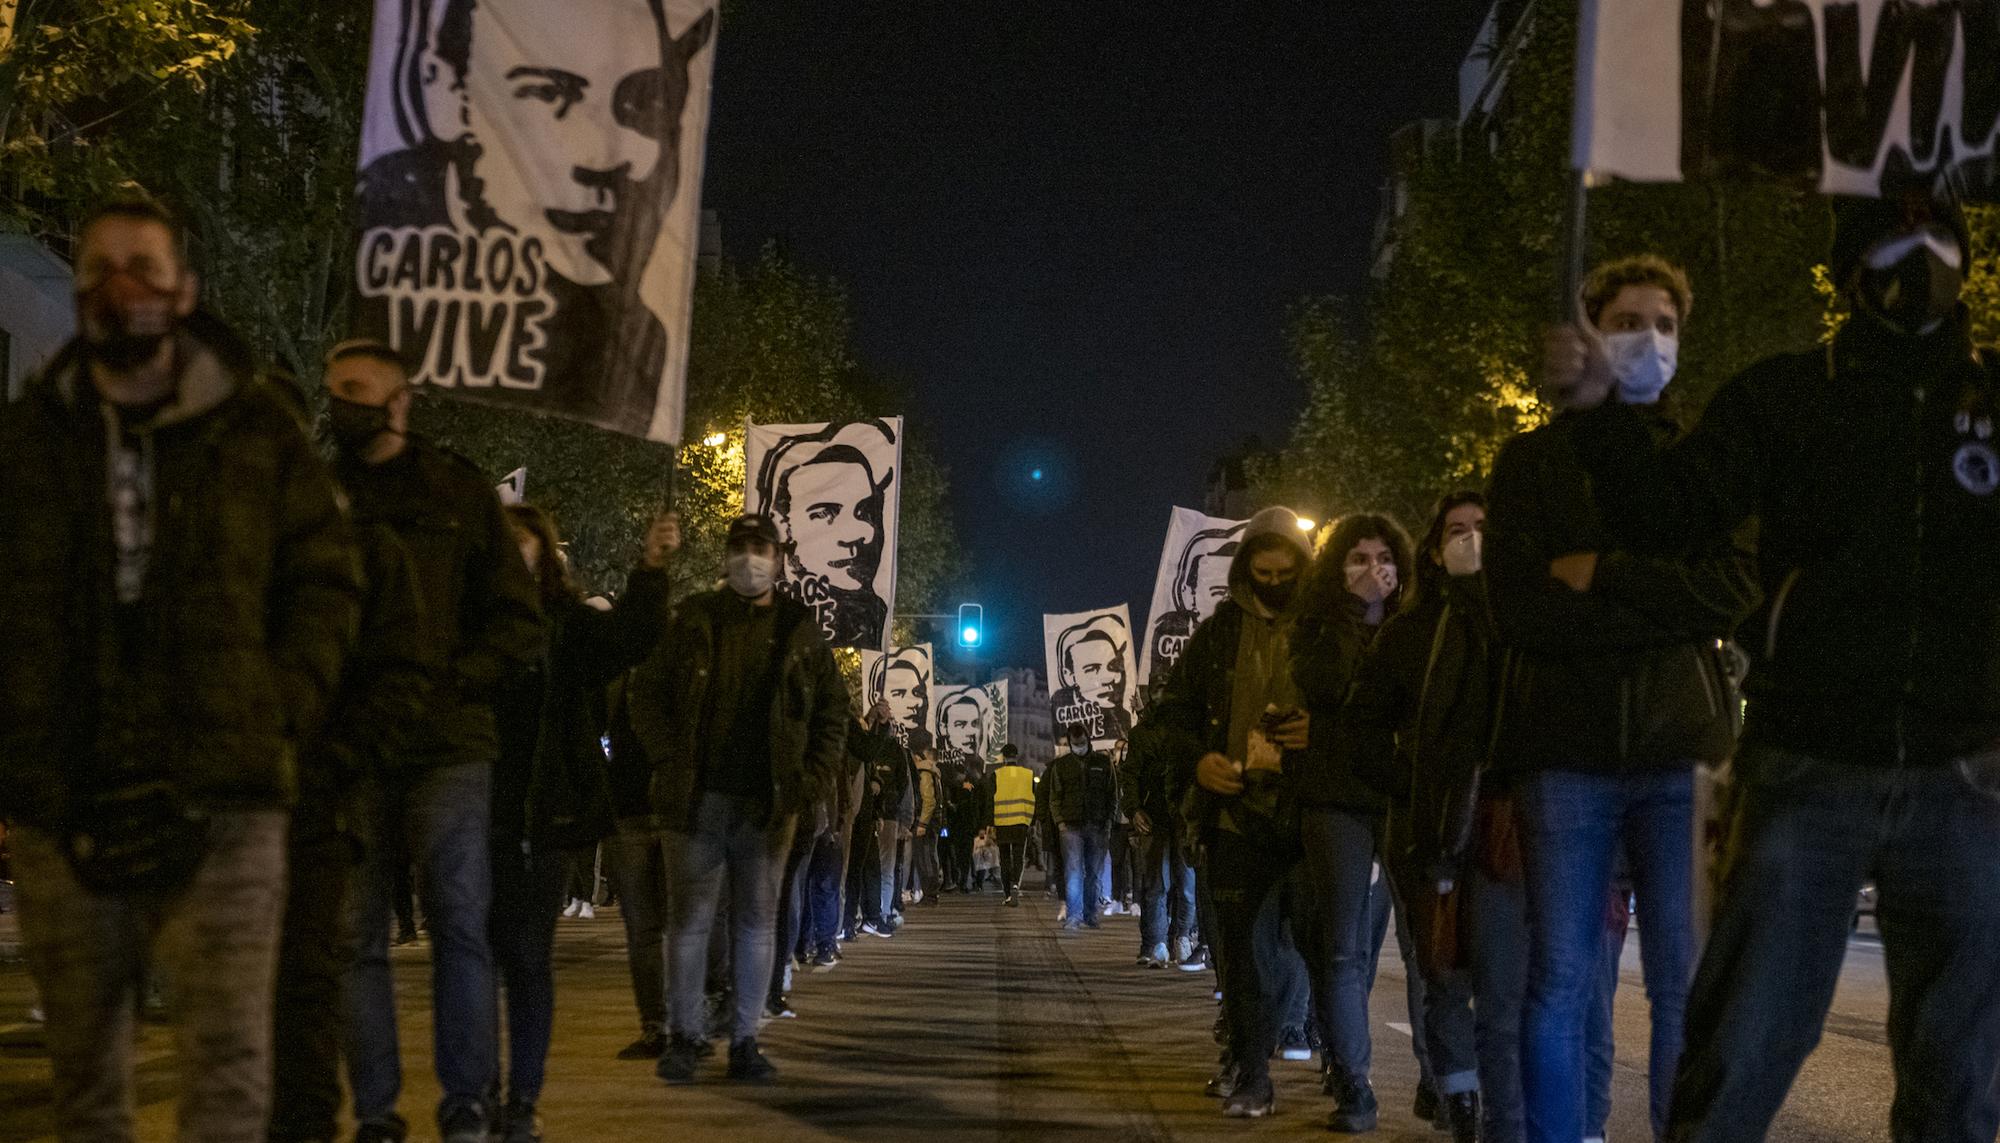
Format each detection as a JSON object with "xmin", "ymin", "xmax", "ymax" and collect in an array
[
  {"xmin": 1490, "ymin": 254, "xmax": 1757, "ymax": 1143},
  {"xmin": 1555, "ymin": 196, "xmax": 2000, "ymax": 1142},
  {"xmin": 1046, "ymin": 727, "xmax": 1120, "ymax": 930},
  {"xmin": 489, "ymin": 504, "xmax": 673, "ymax": 1140},
  {"xmin": 1149, "ymin": 506, "xmax": 1315, "ymax": 1119}
]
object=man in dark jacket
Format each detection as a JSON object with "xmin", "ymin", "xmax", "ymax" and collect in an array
[
  {"xmin": 0, "ymin": 201, "xmax": 364, "ymax": 1139},
  {"xmin": 633, "ymin": 514, "xmax": 848, "ymax": 1084},
  {"xmin": 862, "ymin": 705, "xmax": 918, "ymax": 936},
  {"xmin": 1490, "ymin": 255, "xmax": 1758, "ymax": 1143},
  {"xmin": 1046, "ymin": 727, "xmax": 1120, "ymax": 932},
  {"xmin": 1555, "ymin": 195, "xmax": 2000, "ymax": 1143},
  {"xmin": 326, "ymin": 339, "xmax": 545, "ymax": 1143}
]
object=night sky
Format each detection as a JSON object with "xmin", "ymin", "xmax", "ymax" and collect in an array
[{"xmin": 702, "ymin": 2, "xmax": 1490, "ymax": 670}]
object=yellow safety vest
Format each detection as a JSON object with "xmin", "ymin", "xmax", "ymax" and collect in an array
[{"xmin": 992, "ymin": 765, "xmax": 1036, "ymax": 827}]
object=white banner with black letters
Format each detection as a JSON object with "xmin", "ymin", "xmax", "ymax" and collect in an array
[
  {"xmin": 353, "ymin": 0, "xmax": 718, "ymax": 441},
  {"xmin": 1043, "ymin": 606, "xmax": 1139, "ymax": 750},
  {"xmin": 1575, "ymin": 0, "xmax": 2000, "ymax": 198},
  {"xmin": 861, "ymin": 644, "xmax": 933, "ymax": 753},
  {"xmin": 1139, "ymin": 507, "xmax": 1247, "ymax": 687},
  {"xmin": 744, "ymin": 418, "xmax": 904, "ymax": 651}
]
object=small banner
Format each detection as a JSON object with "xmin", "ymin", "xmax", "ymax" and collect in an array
[
  {"xmin": 933, "ymin": 678, "xmax": 1010, "ymax": 775},
  {"xmin": 1575, "ymin": 0, "xmax": 2000, "ymax": 198},
  {"xmin": 1139, "ymin": 507, "xmax": 1248, "ymax": 687},
  {"xmin": 861, "ymin": 644, "xmax": 933, "ymax": 753},
  {"xmin": 745, "ymin": 418, "xmax": 904, "ymax": 651},
  {"xmin": 1043, "ymin": 606, "xmax": 1139, "ymax": 750},
  {"xmin": 496, "ymin": 467, "xmax": 527, "ymax": 506},
  {"xmin": 352, "ymin": 0, "xmax": 719, "ymax": 441}
]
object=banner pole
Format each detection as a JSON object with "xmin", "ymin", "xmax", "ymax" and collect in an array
[{"xmin": 1561, "ymin": 166, "xmax": 1590, "ymax": 320}]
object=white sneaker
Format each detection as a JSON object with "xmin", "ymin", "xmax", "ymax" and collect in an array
[
  {"xmin": 1173, "ymin": 936, "xmax": 1195, "ymax": 965},
  {"xmin": 911, "ymin": 889, "xmax": 924, "ymax": 905},
  {"xmin": 1057, "ymin": 905, "xmax": 1069, "ymax": 923},
  {"xmin": 578, "ymin": 902, "xmax": 596, "ymax": 920},
  {"xmin": 561, "ymin": 899, "xmax": 581, "ymax": 918},
  {"xmin": 1145, "ymin": 941, "xmax": 1170, "ymax": 967}
]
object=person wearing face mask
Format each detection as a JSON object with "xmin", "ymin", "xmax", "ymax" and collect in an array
[
  {"xmin": 0, "ymin": 200, "xmax": 366, "ymax": 1140},
  {"xmin": 1147, "ymin": 506, "xmax": 1315, "ymax": 1119},
  {"xmin": 1046, "ymin": 724, "xmax": 1121, "ymax": 932},
  {"xmin": 325, "ymin": 340, "xmax": 545, "ymax": 1143},
  {"xmin": 630, "ymin": 513, "xmax": 848, "ymax": 1085},
  {"xmin": 1493, "ymin": 254, "xmax": 1759, "ymax": 1143},
  {"xmin": 1556, "ymin": 194, "xmax": 2000, "ymax": 1142}
]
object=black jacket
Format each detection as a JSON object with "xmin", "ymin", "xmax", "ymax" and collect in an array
[
  {"xmin": 493, "ymin": 568, "xmax": 670, "ymax": 857},
  {"xmin": 1291, "ymin": 595, "xmax": 1388, "ymax": 812},
  {"xmin": 862, "ymin": 724, "xmax": 916, "ymax": 826},
  {"xmin": 1046, "ymin": 749, "xmax": 1119, "ymax": 830},
  {"xmin": 1573, "ymin": 314, "xmax": 2000, "ymax": 766},
  {"xmin": 1487, "ymin": 408, "xmax": 1755, "ymax": 774},
  {"xmin": 630, "ymin": 590, "xmax": 848, "ymax": 830},
  {"xmin": 0, "ymin": 328, "xmax": 363, "ymax": 825},
  {"xmin": 339, "ymin": 437, "xmax": 544, "ymax": 772}
]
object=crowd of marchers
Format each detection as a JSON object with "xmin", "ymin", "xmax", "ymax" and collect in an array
[{"xmin": 2, "ymin": 190, "xmax": 1998, "ymax": 1143}]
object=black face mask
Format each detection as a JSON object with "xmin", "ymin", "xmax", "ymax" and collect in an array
[
  {"xmin": 78, "ymin": 274, "xmax": 180, "ymax": 370},
  {"xmin": 1859, "ymin": 246, "xmax": 1964, "ymax": 337},
  {"xmin": 327, "ymin": 397, "xmax": 392, "ymax": 454},
  {"xmin": 1251, "ymin": 577, "xmax": 1298, "ymax": 612}
]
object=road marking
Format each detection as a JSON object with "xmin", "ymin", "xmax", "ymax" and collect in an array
[{"xmin": 1387, "ymin": 1022, "xmax": 1412, "ymax": 1037}]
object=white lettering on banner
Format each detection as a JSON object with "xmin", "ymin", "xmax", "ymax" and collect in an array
[
  {"xmin": 356, "ymin": 227, "xmax": 554, "ymax": 390},
  {"xmin": 1054, "ymin": 702, "xmax": 1108, "ymax": 743}
]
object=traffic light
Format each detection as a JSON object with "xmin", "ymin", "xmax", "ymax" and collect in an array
[{"xmin": 957, "ymin": 602, "xmax": 984, "ymax": 648}]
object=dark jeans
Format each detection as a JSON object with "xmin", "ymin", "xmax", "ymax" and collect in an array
[
  {"xmin": 1060, "ymin": 825, "xmax": 1109, "ymax": 922},
  {"xmin": 603, "ymin": 817, "xmax": 667, "ymax": 1036},
  {"xmin": 662, "ymin": 792, "xmax": 798, "ymax": 1044},
  {"xmin": 1207, "ymin": 831, "xmax": 1291, "ymax": 1082},
  {"xmin": 1109, "ymin": 825, "xmax": 1136, "ymax": 901},
  {"xmin": 1667, "ymin": 748, "xmax": 2000, "ymax": 1143},
  {"xmin": 909, "ymin": 829, "xmax": 940, "ymax": 896},
  {"xmin": 1139, "ymin": 831, "xmax": 1198, "ymax": 950},
  {"xmin": 345, "ymin": 764, "xmax": 498, "ymax": 1129},
  {"xmin": 490, "ymin": 846, "xmax": 571, "ymax": 1107},
  {"xmin": 1381, "ymin": 843, "xmax": 1478, "ymax": 1096},
  {"xmin": 1467, "ymin": 862, "xmax": 1530, "ymax": 1143},
  {"xmin": 770, "ymin": 822, "xmax": 816, "ymax": 994},
  {"xmin": 808, "ymin": 809, "xmax": 854, "ymax": 952},
  {"xmin": 996, "ymin": 824, "xmax": 1031, "ymax": 893},
  {"xmin": 1298, "ymin": 805, "xmax": 1381, "ymax": 1083},
  {"xmin": 1519, "ymin": 767, "xmax": 1695, "ymax": 1143},
  {"xmin": 1364, "ymin": 860, "xmax": 1435, "ymax": 1087},
  {"xmin": 269, "ymin": 807, "xmax": 355, "ymax": 1141},
  {"xmin": 1258, "ymin": 867, "xmax": 1312, "ymax": 1036}
]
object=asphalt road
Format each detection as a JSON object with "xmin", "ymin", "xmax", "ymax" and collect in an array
[{"xmin": 0, "ymin": 887, "xmax": 1908, "ymax": 1142}]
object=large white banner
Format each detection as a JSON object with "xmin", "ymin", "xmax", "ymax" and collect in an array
[
  {"xmin": 1139, "ymin": 507, "xmax": 1247, "ymax": 687},
  {"xmin": 1575, "ymin": 0, "xmax": 2000, "ymax": 198},
  {"xmin": 861, "ymin": 644, "xmax": 932, "ymax": 753},
  {"xmin": 745, "ymin": 418, "xmax": 904, "ymax": 651},
  {"xmin": 933, "ymin": 679, "xmax": 1010, "ymax": 774},
  {"xmin": 1043, "ymin": 606, "xmax": 1139, "ymax": 750},
  {"xmin": 353, "ymin": 0, "xmax": 718, "ymax": 442}
]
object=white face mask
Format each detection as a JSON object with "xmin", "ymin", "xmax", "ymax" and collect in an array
[
  {"xmin": 1442, "ymin": 531, "xmax": 1483, "ymax": 577},
  {"xmin": 725, "ymin": 552, "xmax": 776, "ymax": 599},
  {"xmin": 1603, "ymin": 329, "xmax": 1678, "ymax": 405}
]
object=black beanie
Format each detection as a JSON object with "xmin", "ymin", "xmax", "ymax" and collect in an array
[{"xmin": 1829, "ymin": 190, "xmax": 1972, "ymax": 286}]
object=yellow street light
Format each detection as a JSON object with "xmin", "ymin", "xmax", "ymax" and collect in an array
[
  {"xmin": 1296, "ymin": 517, "xmax": 1318, "ymax": 532},
  {"xmin": 702, "ymin": 432, "xmax": 727, "ymax": 447}
]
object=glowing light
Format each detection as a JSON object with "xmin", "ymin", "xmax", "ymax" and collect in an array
[
  {"xmin": 1296, "ymin": 517, "xmax": 1318, "ymax": 532},
  {"xmin": 702, "ymin": 432, "xmax": 727, "ymax": 447},
  {"xmin": 1031, "ymin": 468, "xmax": 1044, "ymax": 481},
  {"xmin": 962, "ymin": 626, "xmax": 982, "ymax": 646}
]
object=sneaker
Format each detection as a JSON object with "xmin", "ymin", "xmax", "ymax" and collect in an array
[
  {"xmin": 766, "ymin": 994, "xmax": 797, "ymax": 1019},
  {"xmin": 561, "ymin": 899, "xmax": 581, "ymax": 918},
  {"xmin": 1328, "ymin": 1076, "xmax": 1379, "ymax": 1133},
  {"xmin": 859, "ymin": 921, "xmax": 892, "ymax": 938},
  {"xmin": 1173, "ymin": 935, "xmax": 1195, "ymax": 964},
  {"xmin": 1142, "ymin": 941, "xmax": 1169, "ymax": 968},
  {"xmin": 727, "ymin": 1037, "xmax": 777, "ymax": 1083},
  {"xmin": 393, "ymin": 927, "xmax": 419, "ymax": 947},
  {"xmin": 1204, "ymin": 1060, "xmax": 1239, "ymax": 1099},
  {"xmin": 1056, "ymin": 904, "xmax": 1069, "ymax": 923},
  {"xmin": 352, "ymin": 1115, "xmax": 408, "ymax": 1143},
  {"xmin": 577, "ymin": 901, "xmax": 595, "ymax": 920},
  {"xmin": 781, "ymin": 962, "xmax": 794, "ymax": 993},
  {"xmin": 1222, "ymin": 1071, "xmax": 1274, "ymax": 1118},
  {"xmin": 1449, "ymin": 1092, "xmax": 1483, "ymax": 1143},
  {"xmin": 655, "ymin": 1034, "xmax": 704, "ymax": 1084},
  {"xmin": 810, "ymin": 948, "xmax": 838, "ymax": 969},
  {"xmin": 26, "ymin": 1004, "xmax": 43, "ymax": 1024},
  {"xmin": 1278, "ymin": 1025, "xmax": 1312, "ymax": 1061},
  {"xmin": 1061, "ymin": 921, "xmax": 1083, "ymax": 933},
  {"xmin": 1178, "ymin": 946, "xmax": 1210, "ymax": 972},
  {"xmin": 887, "ymin": 912, "xmax": 905, "ymax": 931},
  {"xmin": 1004, "ymin": 892, "xmax": 1020, "ymax": 907},
  {"xmin": 501, "ymin": 1102, "xmax": 541, "ymax": 1143},
  {"xmin": 1212, "ymin": 1012, "xmax": 1229, "ymax": 1046},
  {"xmin": 1083, "ymin": 917, "xmax": 1102, "ymax": 930},
  {"xmin": 439, "ymin": 1107, "xmax": 488, "ymax": 1143},
  {"xmin": 617, "ymin": 1028, "xmax": 666, "ymax": 1060},
  {"xmin": 1413, "ymin": 1079, "xmax": 1442, "ymax": 1127},
  {"xmin": 1101, "ymin": 901, "xmax": 1120, "ymax": 917},
  {"xmin": 911, "ymin": 888, "xmax": 924, "ymax": 904}
]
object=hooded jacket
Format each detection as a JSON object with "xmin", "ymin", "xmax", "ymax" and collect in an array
[
  {"xmin": 1573, "ymin": 311, "xmax": 2000, "ymax": 767},
  {"xmin": 0, "ymin": 322, "xmax": 364, "ymax": 825}
]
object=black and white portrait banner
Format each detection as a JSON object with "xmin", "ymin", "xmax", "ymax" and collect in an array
[
  {"xmin": 933, "ymin": 679, "xmax": 1010, "ymax": 772},
  {"xmin": 353, "ymin": 0, "xmax": 718, "ymax": 442},
  {"xmin": 744, "ymin": 418, "xmax": 904, "ymax": 651},
  {"xmin": 1576, "ymin": 0, "xmax": 2000, "ymax": 198},
  {"xmin": 861, "ymin": 644, "xmax": 933, "ymax": 753},
  {"xmin": 1139, "ymin": 507, "xmax": 1247, "ymax": 687},
  {"xmin": 1043, "ymin": 606, "xmax": 1139, "ymax": 750}
]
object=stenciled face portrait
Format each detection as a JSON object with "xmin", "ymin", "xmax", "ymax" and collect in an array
[
  {"xmin": 778, "ymin": 455, "xmax": 883, "ymax": 594},
  {"xmin": 942, "ymin": 696, "xmax": 984, "ymax": 757},
  {"xmin": 1066, "ymin": 633, "xmax": 1127, "ymax": 712},
  {"xmin": 749, "ymin": 421, "xmax": 901, "ymax": 650},
  {"xmin": 1192, "ymin": 552, "xmax": 1232, "ymax": 612},
  {"xmin": 883, "ymin": 664, "xmax": 925, "ymax": 731}
]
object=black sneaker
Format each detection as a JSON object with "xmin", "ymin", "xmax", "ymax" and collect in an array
[
  {"xmin": 810, "ymin": 948, "xmax": 838, "ymax": 968},
  {"xmin": 766, "ymin": 994, "xmax": 797, "ymax": 1019},
  {"xmin": 727, "ymin": 1037, "xmax": 777, "ymax": 1083},
  {"xmin": 1328, "ymin": 1076, "xmax": 1379, "ymax": 1133},
  {"xmin": 500, "ymin": 1102, "xmax": 540, "ymax": 1143},
  {"xmin": 353, "ymin": 1116, "xmax": 408, "ymax": 1143},
  {"xmin": 1204, "ymin": 1060, "xmax": 1239, "ymax": 1100},
  {"xmin": 655, "ymin": 1034, "xmax": 704, "ymax": 1084},
  {"xmin": 617, "ymin": 1029, "xmax": 665, "ymax": 1060},
  {"xmin": 1221, "ymin": 1070, "xmax": 1274, "ymax": 1118},
  {"xmin": 439, "ymin": 1107, "xmax": 488, "ymax": 1143},
  {"xmin": 1413, "ymin": 1079, "xmax": 1443, "ymax": 1127},
  {"xmin": 1004, "ymin": 892, "xmax": 1020, "ymax": 907},
  {"xmin": 1446, "ymin": 1091, "xmax": 1481, "ymax": 1143}
]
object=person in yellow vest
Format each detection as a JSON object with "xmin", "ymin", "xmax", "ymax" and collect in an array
[{"xmin": 986, "ymin": 745, "xmax": 1038, "ymax": 907}]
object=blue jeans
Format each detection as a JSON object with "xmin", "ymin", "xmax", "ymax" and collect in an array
[
  {"xmin": 345, "ymin": 764, "xmax": 498, "ymax": 1128},
  {"xmin": 1587, "ymin": 886, "xmax": 1632, "ymax": 1137},
  {"xmin": 1060, "ymin": 825, "xmax": 1107, "ymax": 923},
  {"xmin": 662, "ymin": 792, "xmax": 797, "ymax": 1044},
  {"xmin": 1298, "ymin": 806, "xmax": 1380, "ymax": 1083},
  {"xmin": 1519, "ymin": 768, "xmax": 1695, "ymax": 1143},
  {"xmin": 807, "ymin": 811, "xmax": 852, "ymax": 953},
  {"xmin": 489, "ymin": 846, "xmax": 571, "ymax": 1107},
  {"xmin": 1139, "ymin": 832, "xmax": 1197, "ymax": 949},
  {"xmin": 1667, "ymin": 747, "xmax": 2000, "ymax": 1143}
]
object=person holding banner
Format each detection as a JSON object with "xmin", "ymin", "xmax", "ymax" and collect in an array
[{"xmin": 1554, "ymin": 195, "xmax": 2000, "ymax": 1143}]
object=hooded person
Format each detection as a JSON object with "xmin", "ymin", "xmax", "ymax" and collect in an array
[{"xmin": 1146, "ymin": 506, "xmax": 1316, "ymax": 1120}]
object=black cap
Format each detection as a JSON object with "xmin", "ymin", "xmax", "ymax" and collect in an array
[
  {"xmin": 726, "ymin": 513, "xmax": 780, "ymax": 547},
  {"xmin": 1830, "ymin": 190, "xmax": 1971, "ymax": 286}
]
